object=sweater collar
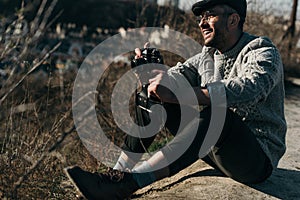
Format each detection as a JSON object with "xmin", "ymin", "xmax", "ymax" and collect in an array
[{"xmin": 213, "ymin": 32, "xmax": 255, "ymax": 60}]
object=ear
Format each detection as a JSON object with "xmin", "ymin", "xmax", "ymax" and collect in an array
[{"xmin": 227, "ymin": 13, "xmax": 240, "ymax": 29}]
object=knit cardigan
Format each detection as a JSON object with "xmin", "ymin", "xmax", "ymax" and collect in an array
[{"xmin": 167, "ymin": 32, "xmax": 287, "ymax": 168}]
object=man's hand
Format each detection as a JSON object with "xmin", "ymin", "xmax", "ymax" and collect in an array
[
  {"xmin": 147, "ymin": 69, "xmax": 177, "ymax": 103},
  {"xmin": 134, "ymin": 42, "xmax": 150, "ymax": 59},
  {"xmin": 133, "ymin": 42, "xmax": 178, "ymax": 103}
]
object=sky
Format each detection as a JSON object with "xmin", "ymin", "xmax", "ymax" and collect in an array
[{"xmin": 158, "ymin": 0, "xmax": 298, "ymax": 19}]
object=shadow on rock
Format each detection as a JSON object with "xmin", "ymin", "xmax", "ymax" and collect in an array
[
  {"xmin": 249, "ymin": 168, "xmax": 300, "ymax": 199},
  {"xmin": 133, "ymin": 167, "xmax": 300, "ymax": 199},
  {"xmin": 132, "ymin": 168, "xmax": 224, "ymax": 198}
]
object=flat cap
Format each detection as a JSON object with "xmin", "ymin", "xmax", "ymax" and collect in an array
[{"xmin": 192, "ymin": 0, "xmax": 247, "ymax": 20}]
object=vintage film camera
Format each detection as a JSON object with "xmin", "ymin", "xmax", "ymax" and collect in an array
[
  {"xmin": 131, "ymin": 48, "xmax": 164, "ymax": 126},
  {"xmin": 131, "ymin": 47, "xmax": 201, "ymax": 126}
]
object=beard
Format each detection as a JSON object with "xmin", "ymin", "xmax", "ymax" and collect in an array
[
  {"xmin": 203, "ymin": 26, "xmax": 228, "ymax": 51},
  {"xmin": 204, "ymin": 29, "xmax": 226, "ymax": 49}
]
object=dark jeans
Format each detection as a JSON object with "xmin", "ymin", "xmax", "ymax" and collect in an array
[{"xmin": 123, "ymin": 103, "xmax": 273, "ymax": 184}]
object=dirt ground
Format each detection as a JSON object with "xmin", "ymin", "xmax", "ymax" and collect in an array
[{"xmin": 132, "ymin": 78, "xmax": 300, "ymax": 200}]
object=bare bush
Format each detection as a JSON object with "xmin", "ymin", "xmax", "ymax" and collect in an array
[{"xmin": 0, "ymin": 1, "xmax": 94, "ymax": 199}]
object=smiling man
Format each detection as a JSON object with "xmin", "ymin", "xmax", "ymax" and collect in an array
[
  {"xmin": 65, "ymin": 0, "xmax": 287, "ymax": 199},
  {"xmin": 198, "ymin": 5, "xmax": 244, "ymax": 52}
]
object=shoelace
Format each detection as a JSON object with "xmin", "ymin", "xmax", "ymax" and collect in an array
[{"xmin": 102, "ymin": 168, "xmax": 125, "ymax": 182}]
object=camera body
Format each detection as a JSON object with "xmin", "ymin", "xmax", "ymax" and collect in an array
[
  {"xmin": 131, "ymin": 48, "xmax": 164, "ymax": 68},
  {"xmin": 131, "ymin": 48, "xmax": 164, "ymax": 125},
  {"xmin": 130, "ymin": 47, "xmax": 201, "ymax": 126}
]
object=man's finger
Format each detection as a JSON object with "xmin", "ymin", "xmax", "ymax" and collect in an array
[
  {"xmin": 135, "ymin": 48, "xmax": 142, "ymax": 59},
  {"xmin": 147, "ymin": 83, "xmax": 160, "ymax": 99},
  {"xmin": 150, "ymin": 70, "xmax": 165, "ymax": 79},
  {"xmin": 144, "ymin": 42, "xmax": 150, "ymax": 48},
  {"xmin": 148, "ymin": 72, "xmax": 163, "ymax": 84}
]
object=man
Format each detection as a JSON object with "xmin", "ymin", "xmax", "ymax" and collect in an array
[{"xmin": 65, "ymin": 0, "xmax": 287, "ymax": 199}]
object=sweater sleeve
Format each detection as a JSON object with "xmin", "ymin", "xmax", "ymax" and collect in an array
[
  {"xmin": 167, "ymin": 47, "xmax": 215, "ymax": 91},
  {"xmin": 208, "ymin": 44, "xmax": 283, "ymax": 107}
]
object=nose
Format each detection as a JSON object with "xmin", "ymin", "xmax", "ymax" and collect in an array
[
  {"xmin": 199, "ymin": 18, "xmax": 209, "ymax": 28},
  {"xmin": 199, "ymin": 19, "xmax": 210, "ymax": 29}
]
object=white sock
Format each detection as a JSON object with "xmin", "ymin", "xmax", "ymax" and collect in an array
[
  {"xmin": 132, "ymin": 151, "xmax": 169, "ymax": 173},
  {"xmin": 113, "ymin": 151, "xmax": 141, "ymax": 171},
  {"xmin": 132, "ymin": 152, "xmax": 170, "ymax": 187},
  {"xmin": 132, "ymin": 161, "xmax": 152, "ymax": 173}
]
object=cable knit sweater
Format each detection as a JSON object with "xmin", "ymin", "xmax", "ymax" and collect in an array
[{"xmin": 167, "ymin": 32, "xmax": 287, "ymax": 168}]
